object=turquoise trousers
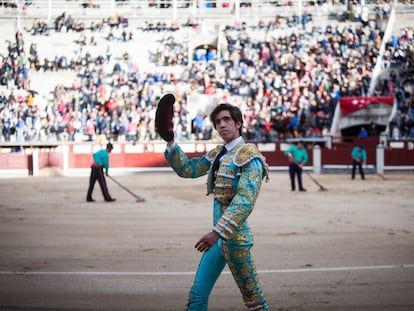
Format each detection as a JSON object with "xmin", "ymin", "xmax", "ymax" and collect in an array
[{"xmin": 186, "ymin": 240, "xmax": 268, "ymax": 310}]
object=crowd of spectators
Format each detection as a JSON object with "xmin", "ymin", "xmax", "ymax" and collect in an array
[
  {"xmin": 374, "ymin": 27, "xmax": 414, "ymax": 139},
  {"xmin": 0, "ymin": 4, "xmax": 413, "ymax": 145}
]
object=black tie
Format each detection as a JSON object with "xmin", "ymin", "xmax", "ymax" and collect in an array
[{"xmin": 211, "ymin": 146, "xmax": 227, "ymax": 186}]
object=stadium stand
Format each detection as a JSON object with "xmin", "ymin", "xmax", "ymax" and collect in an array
[{"xmin": 0, "ymin": 0, "xmax": 413, "ymax": 144}]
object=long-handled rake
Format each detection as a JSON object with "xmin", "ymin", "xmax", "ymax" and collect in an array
[
  {"xmin": 108, "ymin": 175, "xmax": 146, "ymax": 203},
  {"xmin": 305, "ymin": 171, "xmax": 328, "ymax": 191},
  {"xmin": 376, "ymin": 173, "xmax": 387, "ymax": 180}
]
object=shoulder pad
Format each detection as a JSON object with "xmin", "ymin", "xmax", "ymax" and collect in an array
[
  {"xmin": 206, "ymin": 145, "xmax": 223, "ymax": 161},
  {"xmin": 234, "ymin": 143, "xmax": 270, "ymax": 182},
  {"xmin": 234, "ymin": 143, "xmax": 262, "ymax": 167}
]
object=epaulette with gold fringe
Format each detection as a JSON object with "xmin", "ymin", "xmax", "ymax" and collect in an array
[
  {"xmin": 206, "ymin": 145, "xmax": 223, "ymax": 161},
  {"xmin": 234, "ymin": 143, "xmax": 270, "ymax": 182}
]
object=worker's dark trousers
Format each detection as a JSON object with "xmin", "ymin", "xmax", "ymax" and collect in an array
[{"xmin": 87, "ymin": 164, "xmax": 112, "ymax": 201}]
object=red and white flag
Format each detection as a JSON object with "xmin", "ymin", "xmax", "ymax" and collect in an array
[{"xmin": 339, "ymin": 97, "xmax": 394, "ymax": 116}]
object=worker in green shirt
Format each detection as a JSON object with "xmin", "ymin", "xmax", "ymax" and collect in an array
[
  {"xmin": 351, "ymin": 145, "xmax": 367, "ymax": 180},
  {"xmin": 284, "ymin": 141, "xmax": 308, "ymax": 192},
  {"xmin": 86, "ymin": 143, "xmax": 116, "ymax": 202}
]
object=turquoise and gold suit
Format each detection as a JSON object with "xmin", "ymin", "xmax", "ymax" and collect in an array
[{"xmin": 165, "ymin": 138, "xmax": 269, "ymax": 311}]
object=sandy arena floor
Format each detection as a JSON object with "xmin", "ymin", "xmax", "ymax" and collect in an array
[{"xmin": 0, "ymin": 171, "xmax": 413, "ymax": 310}]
